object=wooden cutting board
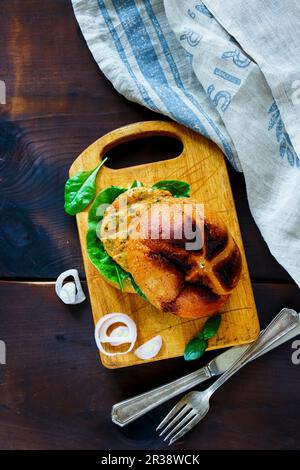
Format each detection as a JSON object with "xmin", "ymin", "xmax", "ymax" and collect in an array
[{"xmin": 69, "ymin": 121, "xmax": 260, "ymax": 369}]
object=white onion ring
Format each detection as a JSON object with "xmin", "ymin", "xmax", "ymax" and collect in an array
[
  {"xmin": 106, "ymin": 326, "xmax": 131, "ymax": 346},
  {"xmin": 94, "ymin": 313, "xmax": 137, "ymax": 356},
  {"xmin": 98, "ymin": 318, "xmax": 135, "ymax": 344},
  {"xmin": 134, "ymin": 335, "xmax": 163, "ymax": 360}
]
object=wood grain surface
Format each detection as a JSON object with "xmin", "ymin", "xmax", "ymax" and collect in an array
[
  {"xmin": 70, "ymin": 121, "xmax": 259, "ymax": 368},
  {"xmin": 0, "ymin": 281, "xmax": 299, "ymax": 450},
  {"xmin": 0, "ymin": 0, "xmax": 299, "ymax": 450}
]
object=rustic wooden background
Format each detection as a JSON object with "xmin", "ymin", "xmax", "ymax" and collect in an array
[{"xmin": 0, "ymin": 0, "xmax": 299, "ymax": 450}]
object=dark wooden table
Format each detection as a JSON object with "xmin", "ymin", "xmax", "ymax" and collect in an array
[{"xmin": 1, "ymin": 0, "xmax": 299, "ymax": 450}]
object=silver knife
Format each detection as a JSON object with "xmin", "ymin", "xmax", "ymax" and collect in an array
[{"xmin": 112, "ymin": 308, "xmax": 300, "ymax": 427}]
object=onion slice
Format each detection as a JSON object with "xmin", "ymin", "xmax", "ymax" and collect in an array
[
  {"xmin": 106, "ymin": 326, "xmax": 131, "ymax": 346},
  {"xmin": 94, "ymin": 313, "xmax": 137, "ymax": 356},
  {"xmin": 55, "ymin": 269, "xmax": 86, "ymax": 305},
  {"xmin": 134, "ymin": 335, "xmax": 163, "ymax": 360}
]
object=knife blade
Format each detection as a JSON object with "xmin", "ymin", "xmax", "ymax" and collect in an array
[{"xmin": 112, "ymin": 308, "xmax": 300, "ymax": 427}]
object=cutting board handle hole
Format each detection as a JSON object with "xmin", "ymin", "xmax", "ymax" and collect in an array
[{"xmin": 103, "ymin": 135, "xmax": 183, "ymax": 169}]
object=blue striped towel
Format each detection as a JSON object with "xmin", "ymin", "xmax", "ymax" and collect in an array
[{"xmin": 72, "ymin": 0, "xmax": 300, "ymax": 286}]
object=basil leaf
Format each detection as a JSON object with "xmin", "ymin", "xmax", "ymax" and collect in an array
[
  {"xmin": 130, "ymin": 180, "xmax": 144, "ymax": 188},
  {"xmin": 184, "ymin": 337, "xmax": 207, "ymax": 361},
  {"xmin": 86, "ymin": 185, "xmax": 146, "ymax": 298},
  {"xmin": 64, "ymin": 158, "xmax": 108, "ymax": 215},
  {"xmin": 152, "ymin": 180, "xmax": 190, "ymax": 198},
  {"xmin": 184, "ymin": 315, "xmax": 222, "ymax": 361},
  {"xmin": 201, "ymin": 315, "xmax": 221, "ymax": 340}
]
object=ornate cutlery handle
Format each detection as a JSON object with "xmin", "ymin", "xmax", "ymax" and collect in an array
[
  {"xmin": 112, "ymin": 308, "xmax": 299, "ymax": 427},
  {"xmin": 208, "ymin": 308, "xmax": 299, "ymax": 396},
  {"xmin": 112, "ymin": 366, "xmax": 211, "ymax": 426}
]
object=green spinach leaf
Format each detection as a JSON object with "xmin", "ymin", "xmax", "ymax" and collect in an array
[
  {"xmin": 152, "ymin": 180, "xmax": 190, "ymax": 198},
  {"xmin": 64, "ymin": 158, "xmax": 107, "ymax": 215},
  {"xmin": 87, "ymin": 186, "xmax": 127, "ymax": 290}
]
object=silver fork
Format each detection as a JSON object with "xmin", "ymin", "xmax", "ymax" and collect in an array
[{"xmin": 157, "ymin": 308, "xmax": 299, "ymax": 445}]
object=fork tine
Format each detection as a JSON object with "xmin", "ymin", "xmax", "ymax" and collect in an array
[
  {"xmin": 159, "ymin": 404, "xmax": 192, "ymax": 437},
  {"xmin": 163, "ymin": 410, "xmax": 197, "ymax": 442},
  {"xmin": 168, "ymin": 414, "xmax": 202, "ymax": 445},
  {"xmin": 156, "ymin": 396, "xmax": 187, "ymax": 431}
]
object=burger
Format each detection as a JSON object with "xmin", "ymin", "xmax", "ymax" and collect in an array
[{"xmin": 87, "ymin": 180, "xmax": 242, "ymax": 319}]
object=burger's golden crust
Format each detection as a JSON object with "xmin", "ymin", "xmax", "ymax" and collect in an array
[
  {"xmin": 99, "ymin": 186, "xmax": 242, "ymax": 317},
  {"xmin": 125, "ymin": 239, "xmax": 232, "ymax": 318},
  {"xmin": 125, "ymin": 242, "xmax": 184, "ymax": 306}
]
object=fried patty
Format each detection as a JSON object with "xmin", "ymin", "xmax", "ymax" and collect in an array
[{"xmin": 100, "ymin": 186, "xmax": 242, "ymax": 319}]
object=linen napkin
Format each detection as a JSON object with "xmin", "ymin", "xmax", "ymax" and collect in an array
[{"xmin": 71, "ymin": 0, "xmax": 300, "ymax": 286}]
